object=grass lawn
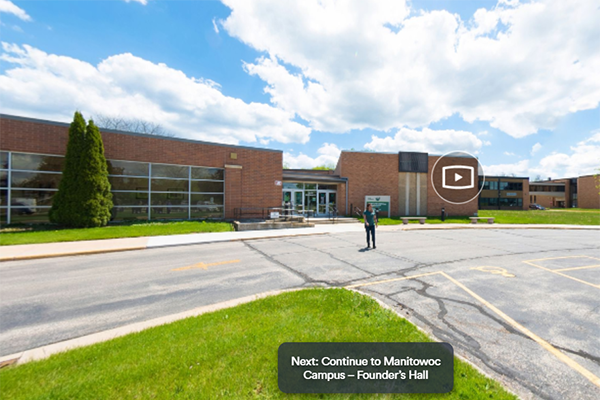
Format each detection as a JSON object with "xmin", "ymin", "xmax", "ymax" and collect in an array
[
  {"xmin": 357, "ymin": 209, "xmax": 600, "ymax": 226},
  {"xmin": 0, "ymin": 289, "xmax": 515, "ymax": 400},
  {"xmin": 0, "ymin": 220, "xmax": 233, "ymax": 246}
]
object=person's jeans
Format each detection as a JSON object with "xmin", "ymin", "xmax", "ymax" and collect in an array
[{"xmin": 365, "ymin": 224, "xmax": 375, "ymax": 246}]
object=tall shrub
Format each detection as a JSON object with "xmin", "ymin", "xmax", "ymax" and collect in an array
[{"xmin": 50, "ymin": 112, "xmax": 113, "ymax": 227}]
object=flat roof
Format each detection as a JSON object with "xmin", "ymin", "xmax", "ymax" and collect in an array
[
  {"xmin": 530, "ymin": 182, "xmax": 566, "ymax": 186},
  {"xmin": 283, "ymin": 171, "xmax": 347, "ymax": 183},
  {"xmin": 483, "ymin": 175, "xmax": 530, "ymax": 180},
  {"xmin": 0, "ymin": 114, "xmax": 282, "ymax": 154}
]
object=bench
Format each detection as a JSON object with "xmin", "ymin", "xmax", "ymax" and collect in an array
[
  {"xmin": 401, "ymin": 217, "xmax": 427, "ymax": 225},
  {"xmin": 470, "ymin": 217, "xmax": 495, "ymax": 224}
]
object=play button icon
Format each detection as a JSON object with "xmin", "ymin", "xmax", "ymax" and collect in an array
[
  {"xmin": 431, "ymin": 151, "xmax": 486, "ymax": 205},
  {"xmin": 442, "ymin": 165, "xmax": 474, "ymax": 190}
]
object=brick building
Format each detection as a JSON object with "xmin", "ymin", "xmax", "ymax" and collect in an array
[
  {"xmin": 0, "ymin": 114, "xmax": 282, "ymax": 224},
  {"xmin": 1, "ymin": 114, "xmax": 598, "ymax": 225}
]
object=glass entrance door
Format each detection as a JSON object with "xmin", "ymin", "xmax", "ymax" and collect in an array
[
  {"xmin": 283, "ymin": 190, "xmax": 305, "ymax": 212},
  {"xmin": 316, "ymin": 191, "xmax": 337, "ymax": 216}
]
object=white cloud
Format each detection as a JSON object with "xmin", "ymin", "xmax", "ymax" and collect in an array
[
  {"xmin": 0, "ymin": 0, "xmax": 31, "ymax": 21},
  {"xmin": 484, "ymin": 132, "xmax": 600, "ymax": 178},
  {"xmin": 504, "ymin": 151, "xmax": 516, "ymax": 156},
  {"xmin": 124, "ymin": 0, "xmax": 148, "ymax": 5},
  {"xmin": 531, "ymin": 142, "xmax": 542, "ymax": 155},
  {"xmin": 0, "ymin": 43, "xmax": 311, "ymax": 145},
  {"xmin": 284, "ymin": 143, "xmax": 341, "ymax": 169},
  {"xmin": 364, "ymin": 127, "xmax": 483, "ymax": 154},
  {"xmin": 222, "ymin": 0, "xmax": 600, "ymax": 137},
  {"xmin": 529, "ymin": 132, "xmax": 600, "ymax": 178},
  {"xmin": 484, "ymin": 160, "xmax": 530, "ymax": 177},
  {"xmin": 212, "ymin": 18, "xmax": 220, "ymax": 34}
]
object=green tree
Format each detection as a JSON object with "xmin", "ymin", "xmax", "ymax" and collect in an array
[
  {"xmin": 50, "ymin": 112, "xmax": 113, "ymax": 227},
  {"xmin": 312, "ymin": 164, "xmax": 335, "ymax": 170}
]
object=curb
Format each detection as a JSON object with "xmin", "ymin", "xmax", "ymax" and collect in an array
[
  {"xmin": 1, "ymin": 224, "xmax": 598, "ymax": 262},
  {"xmin": 0, "ymin": 288, "xmax": 298, "ymax": 367}
]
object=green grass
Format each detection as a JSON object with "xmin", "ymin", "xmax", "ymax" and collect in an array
[
  {"xmin": 478, "ymin": 210, "xmax": 600, "ymax": 225},
  {"xmin": 0, "ymin": 220, "xmax": 233, "ymax": 246},
  {"xmin": 356, "ymin": 209, "xmax": 600, "ymax": 226},
  {"xmin": 0, "ymin": 289, "xmax": 515, "ymax": 400}
]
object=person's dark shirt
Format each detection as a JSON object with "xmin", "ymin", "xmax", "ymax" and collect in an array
[{"xmin": 363, "ymin": 210, "xmax": 376, "ymax": 225}]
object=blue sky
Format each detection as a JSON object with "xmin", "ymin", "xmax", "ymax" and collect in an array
[{"xmin": 1, "ymin": 0, "xmax": 599, "ymax": 179}]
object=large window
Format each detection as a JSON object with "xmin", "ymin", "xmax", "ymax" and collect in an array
[
  {"xmin": 0, "ymin": 151, "xmax": 225, "ymax": 224},
  {"xmin": 499, "ymin": 181, "xmax": 523, "ymax": 191}
]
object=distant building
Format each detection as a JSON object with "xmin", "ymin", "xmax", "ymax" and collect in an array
[{"xmin": 478, "ymin": 176, "xmax": 530, "ymax": 210}]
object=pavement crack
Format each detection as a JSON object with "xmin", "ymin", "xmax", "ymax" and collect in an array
[{"xmin": 242, "ymin": 241, "xmax": 312, "ymax": 284}]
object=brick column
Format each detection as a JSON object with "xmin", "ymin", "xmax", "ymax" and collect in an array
[{"xmin": 225, "ymin": 165, "xmax": 242, "ymax": 219}]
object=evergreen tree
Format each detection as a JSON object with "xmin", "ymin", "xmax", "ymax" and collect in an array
[{"xmin": 50, "ymin": 112, "xmax": 113, "ymax": 227}]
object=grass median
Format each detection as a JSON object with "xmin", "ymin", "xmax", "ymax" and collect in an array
[
  {"xmin": 0, "ymin": 288, "xmax": 515, "ymax": 400},
  {"xmin": 0, "ymin": 220, "xmax": 233, "ymax": 246},
  {"xmin": 358, "ymin": 209, "xmax": 600, "ymax": 226}
]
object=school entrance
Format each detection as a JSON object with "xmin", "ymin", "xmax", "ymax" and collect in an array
[{"xmin": 282, "ymin": 183, "xmax": 337, "ymax": 217}]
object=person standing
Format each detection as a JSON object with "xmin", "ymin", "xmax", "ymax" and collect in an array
[{"xmin": 363, "ymin": 203, "xmax": 378, "ymax": 249}]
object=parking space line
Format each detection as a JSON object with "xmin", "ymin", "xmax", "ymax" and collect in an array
[
  {"xmin": 522, "ymin": 261, "xmax": 600, "ymax": 289},
  {"xmin": 345, "ymin": 271, "xmax": 442, "ymax": 289},
  {"xmin": 346, "ymin": 271, "xmax": 600, "ymax": 389},
  {"xmin": 553, "ymin": 264, "xmax": 600, "ymax": 272},
  {"xmin": 523, "ymin": 255, "xmax": 597, "ymax": 263}
]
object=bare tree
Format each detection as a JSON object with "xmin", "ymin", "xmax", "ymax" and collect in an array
[{"xmin": 93, "ymin": 114, "xmax": 174, "ymax": 137}]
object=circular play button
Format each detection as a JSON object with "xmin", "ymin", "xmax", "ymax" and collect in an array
[{"xmin": 431, "ymin": 151, "xmax": 485, "ymax": 205}]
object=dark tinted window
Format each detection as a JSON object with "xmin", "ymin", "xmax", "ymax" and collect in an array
[
  {"xmin": 107, "ymin": 160, "xmax": 149, "ymax": 176},
  {"xmin": 111, "ymin": 207, "xmax": 148, "ymax": 221},
  {"xmin": 11, "ymin": 190, "xmax": 56, "ymax": 207},
  {"xmin": 151, "ymin": 164, "xmax": 188, "ymax": 178},
  {"xmin": 109, "ymin": 176, "xmax": 149, "ymax": 191},
  {"xmin": 112, "ymin": 191, "xmax": 149, "ymax": 206},
  {"xmin": 191, "ymin": 181, "xmax": 224, "ymax": 193},
  {"xmin": 399, "ymin": 152, "xmax": 428, "ymax": 173},
  {"xmin": 151, "ymin": 192, "xmax": 189, "ymax": 206},
  {"xmin": 0, "ymin": 189, "xmax": 7, "ymax": 206},
  {"xmin": 151, "ymin": 207, "xmax": 188, "ymax": 220},
  {"xmin": 11, "ymin": 207, "xmax": 50, "ymax": 223},
  {"xmin": 151, "ymin": 179, "xmax": 188, "ymax": 192},
  {"xmin": 12, "ymin": 153, "xmax": 64, "ymax": 172},
  {"xmin": 191, "ymin": 207, "xmax": 223, "ymax": 219},
  {"xmin": 191, "ymin": 167, "xmax": 223, "ymax": 180},
  {"xmin": 11, "ymin": 171, "xmax": 62, "ymax": 189},
  {"xmin": 191, "ymin": 194, "xmax": 224, "ymax": 206}
]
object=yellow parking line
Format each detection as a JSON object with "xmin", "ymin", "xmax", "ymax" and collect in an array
[
  {"xmin": 172, "ymin": 259, "xmax": 240, "ymax": 272},
  {"xmin": 553, "ymin": 264, "xmax": 600, "ymax": 272},
  {"xmin": 346, "ymin": 270, "xmax": 600, "ymax": 389},
  {"xmin": 523, "ymin": 261, "xmax": 600, "ymax": 290},
  {"xmin": 345, "ymin": 271, "xmax": 442, "ymax": 289},
  {"xmin": 523, "ymin": 255, "xmax": 592, "ymax": 262},
  {"xmin": 439, "ymin": 272, "xmax": 600, "ymax": 389}
]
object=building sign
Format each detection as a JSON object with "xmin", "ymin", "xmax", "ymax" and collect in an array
[
  {"xmin": 365, "ymin": 195, "xmax": 391, "ymax": 218},
  {"xmin": 275, "ymin": 180, "xmax": 282, "ymax": 186},
  {"xmin": 270, "ymin": 211, "xmax": 280, "ymax": 219}
]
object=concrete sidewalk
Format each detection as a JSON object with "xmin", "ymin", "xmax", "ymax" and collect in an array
[{"xmin": 1, "ymin": 223, "xmax": 599, "ymax": 261}]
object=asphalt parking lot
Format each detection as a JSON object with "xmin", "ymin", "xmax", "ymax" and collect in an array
[{"xmin": 1, "ymin": 227, "xmax": 599, "ymax": 399}]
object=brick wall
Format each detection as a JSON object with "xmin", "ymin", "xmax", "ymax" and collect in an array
[
  {"xmin": 337, "ymin": 152, "xmax": 400, "ymax": 215},
  {"xmin": 0, "ymin": 115, "xmax": 283, "ymax": 219},
  {"xmin": 578, "ymin": 175, "xmax": 600, "ymax": 209},
  {"xmin": 522, "ymin": 179, "xmax": 530, "ymax": 210}
]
